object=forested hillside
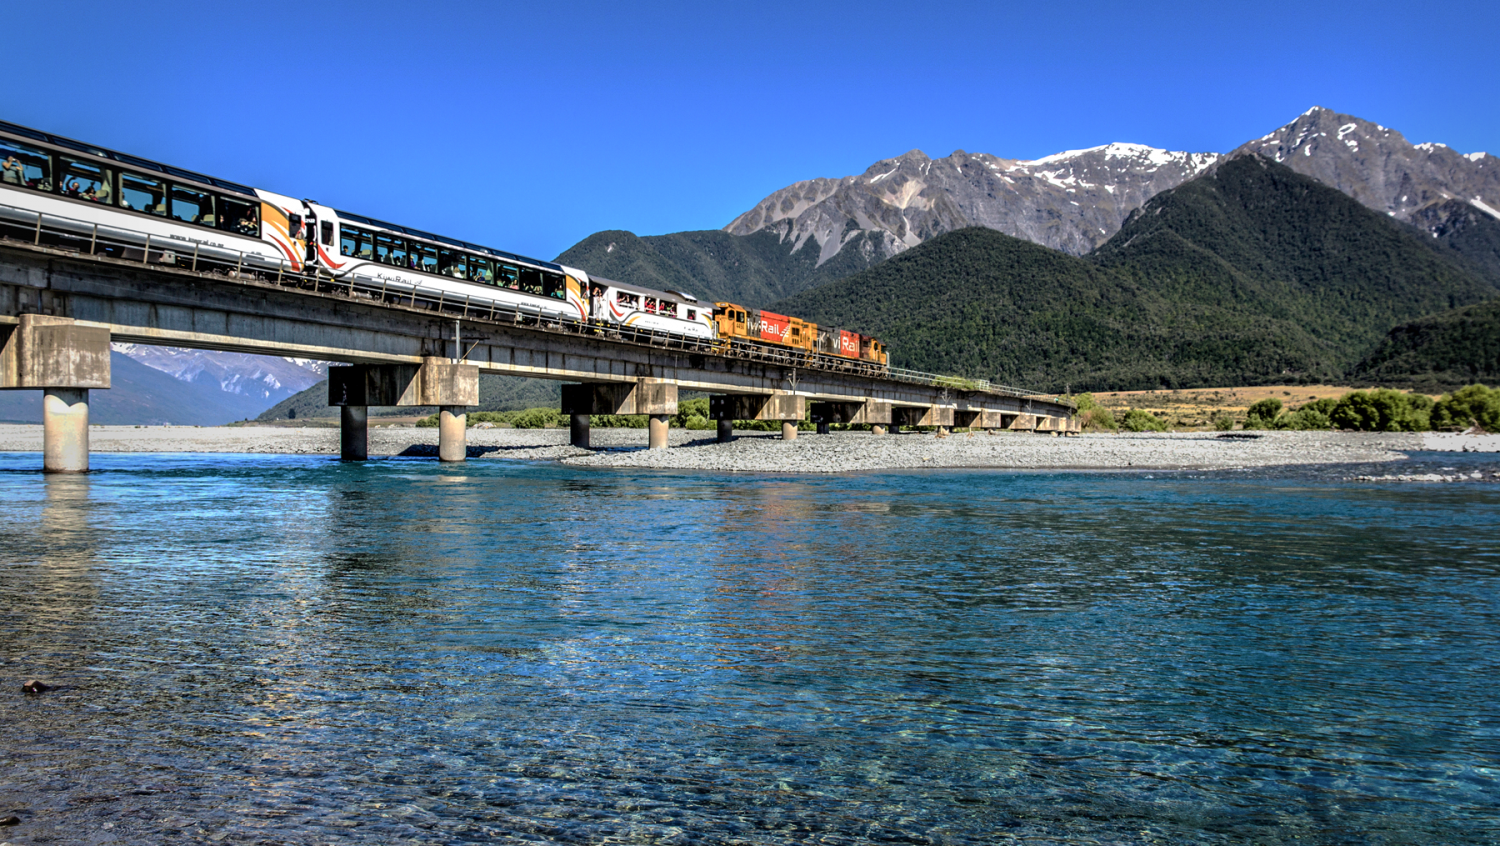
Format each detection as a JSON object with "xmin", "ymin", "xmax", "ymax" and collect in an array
[
  {"xmin": 775, "ymin": 156, "xmax": 1496, "ymax": 391},
  {"xmin": 554, "ymin": 228, "xmax": 885, "ymax": 307},
  {"xmin": 1348, "ymin": 299, "xmax": 1500, "ymax": 390}
]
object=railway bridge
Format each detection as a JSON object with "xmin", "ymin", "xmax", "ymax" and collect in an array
[{"xmin": 0, "ymin": 217, "xmax": 1077, "ymax": 472}]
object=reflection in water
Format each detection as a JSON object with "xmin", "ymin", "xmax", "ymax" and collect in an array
[{"xmin": 0, "ymin": 452, "xmax": 1497, "ymax": 844}]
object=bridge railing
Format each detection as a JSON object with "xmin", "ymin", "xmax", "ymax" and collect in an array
[{"xmin": 0, "ymin": 201, "xmax": 1071, "ymax": 408}]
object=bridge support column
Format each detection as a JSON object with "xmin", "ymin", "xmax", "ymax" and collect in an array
[
  {"xmin": 570, "ymin": 413, "xmax": 590, "ymax": 449},
  {"xmin": 43, "ymin": 388, "xmax": 90, "ymax": 473},
  {"xmin": 3, "ymin": 315, "xmax": 112, "ymax": 474},
  {"xmin": 816, "ymin": 422, "xmax": 830, "ymax": 435},
  {"xmin": 871, "ymin": 425, "xmax": 887, "ymax": 436},
  {"xmin": 340, "ymin": 405, "xmax": 368, "ymax": 461},
  {"xmin": 564, "ymin": 379, "xmax": 677, "ymax": 450},
  {"xmin": 329, "ymin": 358, "xmax": 478, "ymax": 461},
  {"xmin": 717, "ymin": 418, "xmax": 733, "ymax": 443},
  {"xmin": 648, "ymin": 414, "xmax": 670, "ymax": 450},
  {"xmin": 439, "ymin": 407, "xmax": 466, "ymax": 462},
  {"xmin": 711, "ymin": 393, "xmax": 805, "ymax": 441}
]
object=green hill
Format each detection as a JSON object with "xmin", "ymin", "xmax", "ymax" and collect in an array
[
  {"xmin": 1347, "ymin": 298, "xmax": 1500, "ymax": 390},
  {"xmin": 773, "ymin": 156, "xmax": 1496, "ymax": 391},
  {"xmin": 554, "ymin": 227, "xmax": 884, "ymax": 307}
]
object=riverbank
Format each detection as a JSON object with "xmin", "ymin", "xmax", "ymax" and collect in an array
[{"xmin": 2, "ymin": 424, "xmax": 1495, "ymax": 472}]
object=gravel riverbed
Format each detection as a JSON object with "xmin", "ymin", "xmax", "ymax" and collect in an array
[{"xmin": 3, "ymin": 423, "xmax": 1495, "ymax": 473}]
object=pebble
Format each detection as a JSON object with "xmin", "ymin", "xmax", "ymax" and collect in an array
[
  {"xmin": 21, "ymin": 680, "xmax": 49, "ymax": 694},
  {"xmin": 0, "ymin": 424, "xmax": 1494, "ymax": 474}
]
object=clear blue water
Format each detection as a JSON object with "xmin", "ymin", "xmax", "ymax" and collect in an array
[{"xmin": 1, "ymin": 451, "xmax": 1498, "ymax": 845}]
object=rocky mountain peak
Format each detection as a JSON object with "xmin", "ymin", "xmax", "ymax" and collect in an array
[
  {"xmin": 725, "ymin": 141, "xmax": 1222, "ymax": 262},
  {"xmin": 1233, "ymin": 106, "xmax": 1500, "ymax": 223}
]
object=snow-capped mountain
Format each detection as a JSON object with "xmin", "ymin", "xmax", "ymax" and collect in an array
[
  {"xmin": 724, "ymin": 107, "xmax": 1496, "ymax": 267},
  {"xmin": 111, "ymin": 344, "xmax": 326, "ymax": 405},
  {"xmin": 1232, "ymin": 105, "xmax": 1499, "ymax": 224},
  {"xmin": 726, "ymin": 144, "xmax": 1221, "ymax": 259}
]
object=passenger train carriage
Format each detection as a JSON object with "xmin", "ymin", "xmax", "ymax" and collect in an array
[{"xmin": 0, "ymin": 118, "xmax": 888, "ymax": 373}]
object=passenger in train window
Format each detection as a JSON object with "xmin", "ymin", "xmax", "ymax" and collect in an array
[{"xmin": 2, "ymin": 156, "xmax": 22, "ymax": 185}]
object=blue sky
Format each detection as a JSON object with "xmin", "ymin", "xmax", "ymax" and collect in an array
[{"xmin": 4, "ymin": 0, "xmax": 1496, "ymax": 261}]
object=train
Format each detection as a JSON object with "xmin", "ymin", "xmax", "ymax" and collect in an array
[{"xmin": 0, "ymin": 119, "xmax": 889, "ymax": 370}]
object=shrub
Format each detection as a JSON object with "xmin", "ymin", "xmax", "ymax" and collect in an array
[
  {"xmin": 1330, "ymin": 389, "xmax": 1432, "ymax": 432},
  {"xmin": 416, "ymin": 414, "xmax": 438, "ymax": 428},
  {"xmin": 511, "ymin": 407, "xmax": 564, "ymax": 429},
  {"xmin": 1212, "ymin": 414, "xmax": 1234, "ymax": 431},
  {"xmin": 1080, "ymin": 406, "xmax": 1118, "ymax": 431},
  {"xmin": 1244, "ymin": 398, "xmax": 1283, "ymax": 429},
  {"xmin": 1277, "ymin": 407, "xmax": 1332, "ymax": 430},
  {"xmin": 1431, "ymin": 384, "xmax": 1500, "ymax": 431},
  {"xmin": 1120, "ymin": 408, "xmax": 1167, "ymax": 432}
]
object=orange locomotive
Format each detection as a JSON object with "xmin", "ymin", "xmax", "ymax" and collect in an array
[{"xmin": 712, "ymin": 303, "xmax": 889, "ymax": 366}]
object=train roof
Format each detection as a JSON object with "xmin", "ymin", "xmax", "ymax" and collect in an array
[
  {"xmin": 333, "ymin": 209, "xmax": 562, "ymax": 272},
  {"xmin": 0, "ymin": 119, "xmax": 259, "ymax": 198}
]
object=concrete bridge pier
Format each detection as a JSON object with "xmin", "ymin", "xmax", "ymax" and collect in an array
[
  {"xmin": 340, "ymin": 405, "xmax": 368, "ymax": 461},
  {"xmin": 563, "ymin": 379, "xmax": 677, "ymax": 450},
  {"xmin": 649, "ymin": 415, "xmax": 670, "ymax": 450},
  {"xmin": 43, "ymin": 388, "xmax": 91, "ymax": 473},
  {"xmin": 716, "ymin": 418, "xmax": 733, "ymax": 443},
  {"xmin": 570, "ymin": 413, "xmax": 591, "ymax": 449},
  {"xmin": 712, "ymin": 393, "xmax": 806, "ymax": 442},
  {"xmin": 329, "ymin": 357, "xmax": 478, "ymax": 461},
  {"xmin": 2, "ymin": 315, "xmax": 112, "ymax": 473},
  {"xmin": 871, "ymin": 425, "xmax": 887, "ymax": 436},
  {"xmin": 439, "ymin": 407, "xmax": 467, "ymax": 462}
]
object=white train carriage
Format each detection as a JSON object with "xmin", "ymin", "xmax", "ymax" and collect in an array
[
  {"xmin": 0, "ymin": 120, "xmax": 307, "ymax": 272},
  {"xmin": 304, "ymin": 202, "xmax": 589, "ymax": 323},
  {"xmin": 585, "ymin": 275, "xmax": 715, "ymax": 340}
]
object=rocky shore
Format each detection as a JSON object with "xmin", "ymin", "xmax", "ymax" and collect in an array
[{"xmin": 2, "ymin": 423, "xmax": 1495, "ymax": 473}]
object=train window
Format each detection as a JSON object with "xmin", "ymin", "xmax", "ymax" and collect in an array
[
  {"xmin": 341, "ymin": 225, "xmax": 371, "ymax": 258},
  {"xmin": 617, "ymin": 291, "xmax": 639, "ymax": 308},
  {"xmin": 412, "ymin": 242, "xmax": 438, "ymax": 274},
  {"xmin": 170, "ymin": 185, "xmax": 215, "ymax": 226},
  {"xmin": 120, "ymin": 172, "xmax": 166, "ymax": 215},
  {"xmin": 57, "ymin": 157, "xmax": 114, "ymax": 204},
  {"xmin": 644, "ymin": 297, "xmax": 657, "ymax": 313},
  {"xmin": 736, "ymin": 311, "xmax": 745, "ymax": 323},
  {"xmin": 437, "ymin": 249, "xmax": 468, "ymax": 279},
  {"xmin": 685, "ymin": 308, "xmax": 697, "ymax": 321},
  {"xmin": 221, "ymin": 197, "xmax": 259, "ymax": 236},
  {"xmin": 497, "ymin": 263, "xmax": 519, "ymax": 288},
  {"xmin": 320, "ymin": 221, "xmax": 334, "ymax": 247},
  {"xmin": 542, "ymin": 271, "xmax": 565, "ymax": 299},
  {"xmin": 518, "ymin": 266, "xmax": 542, "ymax": 295},
  {"xmin": 0, "ymin": 139, "xmax": 52, "ymax": 191},
  {"xmin": 468, "ymin": 255, "xmax": 493, "ymax": 283},
  {"xmin": 374, "ymin": 233, "xmax": 403, "ymax": 266}
]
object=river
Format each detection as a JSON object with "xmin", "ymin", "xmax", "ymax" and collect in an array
[{"xmin": 1, "ymin": 452, "xmax": 1497, "ymax": 844}]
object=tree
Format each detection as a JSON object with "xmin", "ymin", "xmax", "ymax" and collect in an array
[{"xmin": 1431, "ymin": 384, "xmax": 1500, "ymax": 430}]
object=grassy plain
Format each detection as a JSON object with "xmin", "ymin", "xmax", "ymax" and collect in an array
[{"xmin": 1089, "ymin": 385, "xmax": 1439, "ymax": 430}]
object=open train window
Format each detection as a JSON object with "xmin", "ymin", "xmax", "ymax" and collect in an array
[
  {"xmin": 221, "ymin": 197, "xmax": 259, "ymax": 236},
  {"xmin": 0, "ymin": 139, "xmax": 51, "ymax": 190},
  {"xmin": 617, "ymin": 291, "xmax": 639, "ymax": 308},
  {"xmin": 171, "ymin": 185, "xmax": 214, "ymax": 226},
  {"xmin": 437, "ymin": 249, "xmax": 467, "ymax": 279},
  {"xmin": 120, "ymin": 172, "xmax": 165, "ymax": 215},
  {"xmin": 58, "ymin": 157, "xmax": 113, "ymax": 204},
  {"xmin": 685, "ymin": 308, "xmax": 696, "ymax": 321},
  {"xmin": 543, "ymin": 272, "xmax": 565, "ymax": 299}
]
